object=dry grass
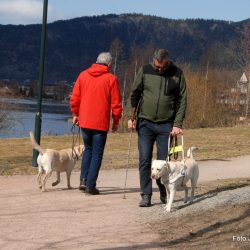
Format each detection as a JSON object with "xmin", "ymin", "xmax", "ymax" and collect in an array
[{"xmin": 1, "ymin": 125, "xmax": 250, "ymax": 175}]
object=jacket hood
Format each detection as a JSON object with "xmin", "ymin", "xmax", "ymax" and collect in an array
[{"xmin": 87, "ymin": 63, "xmax": 109, "ymax": 77}]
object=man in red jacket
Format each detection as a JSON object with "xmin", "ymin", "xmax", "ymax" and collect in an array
[{"xmin": 70, "ymin": 52, "xmax": 122, "ymax": 195}]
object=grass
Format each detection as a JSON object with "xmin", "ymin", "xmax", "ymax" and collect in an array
[
  {"xmin": 1, "ymin": 125, "xmax": 250, "ymax": 175},
  {"xmin": 197, "ymin": 178, "xmax": 250, "ymax": 195}
]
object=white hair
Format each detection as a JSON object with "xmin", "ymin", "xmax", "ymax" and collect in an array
[{"xmin": 96, "ymin": 52, "xmax": 112, "ymax": 65}]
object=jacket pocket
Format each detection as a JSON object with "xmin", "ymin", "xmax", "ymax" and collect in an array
[{"xmin": 164, "ymin": 77, "xmax": 179, "ymax": 96}]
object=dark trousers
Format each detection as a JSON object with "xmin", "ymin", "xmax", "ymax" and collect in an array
[
  {"xmin": 138, "ymin": 119, "xmax": 172, "ymax": 196},
  {"xmin": 80, "ymin": 128, "xmax": 107, "ymax": 190}
]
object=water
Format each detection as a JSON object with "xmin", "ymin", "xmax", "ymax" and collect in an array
[
  {"xmin": 0, "ymin": 98, "xmax": 74, "ymax": 138},
  {"xmin": 0, "ymin": 97, "xmax": 70, "ymax": 114}
]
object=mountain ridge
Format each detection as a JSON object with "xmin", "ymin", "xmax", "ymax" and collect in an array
[{"xmin": 0, "ymin": 14, "xmax": 248, "ymax": 83}]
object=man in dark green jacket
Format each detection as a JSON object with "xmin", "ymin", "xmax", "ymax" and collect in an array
[{"xmin": 128, "ymin": 48, "xmax": 187, "ymax": 207}]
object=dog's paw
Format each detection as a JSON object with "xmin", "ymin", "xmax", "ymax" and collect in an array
[{"xmin": 165, "ymin": 206, "xmax": 172, "ymax": 212}]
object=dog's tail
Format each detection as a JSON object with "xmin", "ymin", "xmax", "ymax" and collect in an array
[
  {"xmin": 29, "ymin": 131, "xmax": 45, "ymax": 155},
  {"xmin": 187, "ymin": 147, "xmax": 198, "ymax": 159}
]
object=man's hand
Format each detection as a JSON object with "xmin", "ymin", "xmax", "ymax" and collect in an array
[
  {"xmin": 128, "ymin": 119, "xmax": 136, "ymax": 129},
  {"xmin": 171, "ymin": 126, "xmax": 183, "ymax": 135},
  {"xmin": 72, "ymin": 116, "xmax": 79, "ymax": 126}
]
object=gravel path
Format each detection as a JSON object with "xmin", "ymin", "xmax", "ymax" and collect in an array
[
  {"xmin": 0, "ymin": 155, "xmax": 250, "ymax": 250},
  {"xmin": 144, "ymin": 186, "xmax": 250, "ymax": 221}
]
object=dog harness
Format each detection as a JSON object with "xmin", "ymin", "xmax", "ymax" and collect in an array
[
  {"xmin": 169, "ymin": 163, "xmax": 185, "ymax": 184},
  {"xmin": 168, "ymin": 135, "xmax": 186, "ymax": 184}
]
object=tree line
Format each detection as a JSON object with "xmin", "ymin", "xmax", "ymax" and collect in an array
[{"xmin": 1, "ymin": 16, "xmax": 250, "ymax": 132}]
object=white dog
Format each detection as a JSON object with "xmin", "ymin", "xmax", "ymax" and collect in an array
[
  {"xmin": 30, "ymin": 131, "xmax": 83, "ymax": 192},
  {"xmin": 151, "ymin": 147, "xmax": 199, "ymax": 212}
]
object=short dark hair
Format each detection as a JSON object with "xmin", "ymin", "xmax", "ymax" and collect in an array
[{"xmin": 153, "ymin": 49, "xmax": 169, "ymax": 62}]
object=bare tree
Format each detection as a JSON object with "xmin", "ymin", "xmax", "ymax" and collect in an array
[
  {"xmin": 201, "ymin": 60, "xmax": 209, "ymax": 122},
  {"xmin": 226, "ymin": 21, "xmax": 250, "ymax": 71},
  {"xmin": 235, "ymin": 22, "xmax": 250, "ymax": 119},
  {"xmin": 109, "ymin": 38, "xmax": 124, "ymax": 75},
  {"xmin": 238, "ymin": 22, "xmax": 250, "ymax": 69}
]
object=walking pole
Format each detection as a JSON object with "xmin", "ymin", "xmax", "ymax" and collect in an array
[
  {"xmin": 122, "ymin": 126, "xmax": 133, "ymax": 199},
  {"xmin": 122, "ymin": 107, "xmax": 137, "ymax": 199}
]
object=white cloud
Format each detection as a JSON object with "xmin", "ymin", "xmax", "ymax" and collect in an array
[
  {"xmin": 0, "ymin": 0, "xmax": 42, "ymax": 17},
  {"xmin": 0, "ymin": 0, "xmax": 61, "ymax": 25}
]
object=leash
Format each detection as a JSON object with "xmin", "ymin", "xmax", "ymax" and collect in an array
[
  {"xmin": 71, "ymin": 124, "xmax": 81, "ymax": 161},
  {"xmin": 167, "ymin": 134, "xmax": 184, "ymax": 162},
  {"xmin": 167, "ymin": 135, "xmax": 177, "ymax": 161},
  {"xmin": 167, "ymin": 134, "xmax": 186, "ymax": 185}
]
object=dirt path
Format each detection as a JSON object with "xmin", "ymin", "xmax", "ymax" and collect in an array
[{"xmin": 0, "ymin": 155, "xmax": 250, "ymax": 250}]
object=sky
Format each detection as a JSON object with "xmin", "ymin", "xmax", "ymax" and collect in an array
[{"xmin": 0, "ymin": 0, "xmax": 249, "ymax": 25}]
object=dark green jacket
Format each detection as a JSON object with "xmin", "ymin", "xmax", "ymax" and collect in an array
[{"xmin": 130, "ymin": 62, "xmax": 187, "ymax": 128}]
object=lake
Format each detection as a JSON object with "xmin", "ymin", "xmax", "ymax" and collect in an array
[{"xmin": 0, "ymin": 98, "xmax": 73, "ymax": 138}]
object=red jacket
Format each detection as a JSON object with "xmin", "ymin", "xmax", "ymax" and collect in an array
[{"xmin": 70, "ymin": 63, "xmax": 122, "ymax": 131}]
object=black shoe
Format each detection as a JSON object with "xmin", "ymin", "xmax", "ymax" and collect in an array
[
  {"xmin": 139, "ymin": 195, "xmax": 151, "ymax": 207},
  {"xmin": 85, "ymin": 187, "xmax": 100, "ymax": 195},
  {"xmin": 79, "ymin": 179, "xmax": 86, "ymax": 191}
]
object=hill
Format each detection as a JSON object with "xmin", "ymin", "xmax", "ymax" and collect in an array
[{"xmin": 0, "ymin": 14, "xmax": 249, "ymax": 83}]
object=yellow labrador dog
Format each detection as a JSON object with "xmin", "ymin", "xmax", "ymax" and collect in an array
[
  {"xmin": 30, "ymin": 131, "xmax": 83, "ymax": 192},
  {"xmin": 151, "ymin": 147, "xmax": 199, "ymax": 212}
]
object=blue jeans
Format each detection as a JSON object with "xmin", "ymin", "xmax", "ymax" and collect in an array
[
  {"xmin": 138, "ymin": 119, "xmax": 172, "ymax": 196},
  {"xmin": 80, "ymin": 128, "xmax": 107, "ymax": 190}
]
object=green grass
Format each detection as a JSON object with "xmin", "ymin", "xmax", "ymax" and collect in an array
[{"xmin": 1, "ymin": 125, "xmax": 250, "ymax": 175}]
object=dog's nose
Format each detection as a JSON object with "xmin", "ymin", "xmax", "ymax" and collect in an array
[{"xmin": 151, "ymin": 174, "xmax": 155, "ymax": 179}]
